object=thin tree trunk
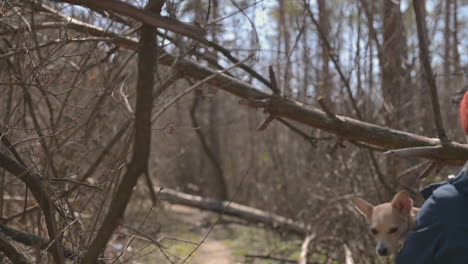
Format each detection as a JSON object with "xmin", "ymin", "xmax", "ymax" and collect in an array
[
  {"xmin": 278, "ymin": 0, "xmax": 291, "ymax": 96},
  {"xmin": 452, "ymin": 0, "xmax": 461, "ymax": 73},
  {"xmin": 301, "ymin": 27, "xmax": 310, "ymax": 101},
  {"xmin": 318, "ymin": 0, "xmax": 331, "ymax": 101},
  {"xmin": 190, "ymin": 92, "xmax": 227, "ymax": 200},
  {"xmin": 381, "ymin": 0, "xmax": 409, "ymax": 192},
  {"xmin": 443, "ymin": 0, "xmax": 452, "ymax": 90}
]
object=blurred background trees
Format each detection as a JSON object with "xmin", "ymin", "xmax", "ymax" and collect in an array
[{"xmin": 0, "ymin": 0, "xmax": 466, "ymax": 263}]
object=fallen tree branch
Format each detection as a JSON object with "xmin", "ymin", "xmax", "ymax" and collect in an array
[
  {"xmin": 158, "ymin": 187, "xmax": 310, "ymax": 236},
  {"xmin": 418, "ymin": 161, "xmax": 438, "ymax": 179},
  {"xmin": 0, "ymin": 152, "xmax": 65, "ymax": 263},
  {"xmin": 0, "ymin": 230, "xmax": 32, "ymax": 264},
  {"xmin": 299, "ymin": 233, "xmax": 316, "ymax": 264},
  {"xmin": 384, "ymin": 146, "xmax": 444, "ymax": 158},
  {"xmin": 24, "ymin": 3, "xmax": 468, "ymax": 164},
  {"xmin": 157, "ymin": 54, "xmax": 468, "ymax": 164},
  {"xmin": 0, "ymin": 224, "xmax": 76, "ymax": 260}
]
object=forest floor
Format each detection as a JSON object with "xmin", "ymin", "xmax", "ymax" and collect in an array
[
  {"xmin": 168, "ymin": 204, "xmax": 235, "ymax": 264},
  {"xmin": 131, "ymin": 202, "xmax": 303, "ymax": 264},
  {"xmin": 148, "ymin": 203, "xmax": 303, "ymax": 264}
]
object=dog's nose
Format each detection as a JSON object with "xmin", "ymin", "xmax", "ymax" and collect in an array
[{"xmin": 377, "ymin": 247, "xmax": 389, "ymax": 256}]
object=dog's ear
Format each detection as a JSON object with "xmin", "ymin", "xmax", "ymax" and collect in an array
[
  {"xmin": 391, "ymin": 191, "xmax": 413, "ymax": 216},
  {"xmin": 351, "ymin": 197, "xmax": 374, "ymax": 221}
]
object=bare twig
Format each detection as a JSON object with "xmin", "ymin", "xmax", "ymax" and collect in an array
[
  {"xmin": 111, "ymin": 206, "xmax": 154, "ymax": 263},
  {"xmin": 179, "ymin": 167, "xmax": 251, "ymax": 264},
  {"xmin": 257, "ymin": 115, "xmax": 275, "ymax": 131},
  {"xmin": 152, "ymin": 56, "xmax": 251, "ymax": 122},
  {"xmin": 49, "ymin": 178, "xmax": 103, "ymax": 192},
  {"xmin": 205, "ymin": 39, "xmax": 273, "ymax": 89},
  {"xmin": 329, "ymin": 138, "xmax": 345, "ymax": 155},
  {"xmin": 41, "ymin": 218, "xmax": 79, "ymax": 256},
  {"xmin": 304, "ymin": 1, "xmax": 362, "ymax": 120},
  {"xmin": 317, "ymin": 96, "xmax": 342, "ymax": 125},
  {"xmin": 368, "ymin": 149, "xmax": 394, "ymax": 195},
  {"xmin": 268, "ymin": 66, "xmax": 280, "ymax": 94},
  {"xmin": 358, "ymin": 0, "xmax": 383, "ymax": 62},
  {"xmin": 276, "ymin": 118, "xmax": 319, "ymax": 147},
  {"xmin": 384, "ymin": 146, "xmax": 444, "ymax": 158},
  {"xmin": 0, "ymin": 37, "xmax": 114, "ymax": 60},
  {"xmin": 418, "ymin": 161, "xmax": 438, "ymax": 179}
]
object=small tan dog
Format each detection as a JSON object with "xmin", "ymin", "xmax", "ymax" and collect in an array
[{"xmin": 351, "ymin": 191, "xmax": 419, "ymax": 256}]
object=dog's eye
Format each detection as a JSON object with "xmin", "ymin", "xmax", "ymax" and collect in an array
[
  {"xmin": 388, "ymin": 227, "xmax": 398, "ymax": 234},
  {"xmin": 371, "ymin": 228, "xmax": 378, "ymax": 235}
]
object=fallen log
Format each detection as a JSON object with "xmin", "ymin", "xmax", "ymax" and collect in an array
[
  {"xmin": 0, "ymin": 224, "xmax": 76, "ymax": 259},
  {"xmin": 158, "ymin": 187, "xmax": 309, "ymax": 236}
]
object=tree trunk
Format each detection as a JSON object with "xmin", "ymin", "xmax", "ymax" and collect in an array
[
  {"xmin": 318, "ymin": 0, "xmax": 331, "ymax": 102},
  {"xmin": 278, "ymin": 0, "xmax": 291, "ymax": 96},
  {"xmin": 443, "ymin": 0, "xmax": 452, "ymax": 90},
  {"xmin": 381, "ymin": 0, "xmax": 410, "ymax": 191}
]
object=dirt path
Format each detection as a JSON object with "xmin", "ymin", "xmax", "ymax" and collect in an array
[
  {"xmin": 168, "ymin": 205, "xmax": 235, "ymax": 264},
  {"xmin": 193, "ymin": 239, "xmax": 233, "ymax": 264}
]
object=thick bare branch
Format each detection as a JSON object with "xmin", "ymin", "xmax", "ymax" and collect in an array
[
  {"xmin": 159, "ymin": 56, "xmax": 468, "ymax": 164},
  {"xmin": 0, "ymin": 152, "xmax": 65, "ymax": 263},
  {"xmin": 0, "ymin": 230, "xmax": 32, "ymax": 264},
  {"xmin": 51, "ymin": 0, "xmax": 206, "ymax": 42}
]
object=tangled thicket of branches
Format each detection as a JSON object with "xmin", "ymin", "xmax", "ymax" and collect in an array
[{"xmin": 0, "ymin": 0, "xmax": 466, "ymax": 263}]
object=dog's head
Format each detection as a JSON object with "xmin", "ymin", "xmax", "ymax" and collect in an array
[{"xmin": 351, "ymin": 191, "xmax": 414, "ymax": 256}]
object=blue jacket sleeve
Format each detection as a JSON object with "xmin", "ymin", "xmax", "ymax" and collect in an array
[{"xmin": 433, "ymin": 224, "xmax": 468, "ymax": 263}]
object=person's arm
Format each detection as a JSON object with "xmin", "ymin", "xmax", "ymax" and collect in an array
[{"xmin": 432, "ymin": 226, "xmax": 468, "ymax": 264}]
